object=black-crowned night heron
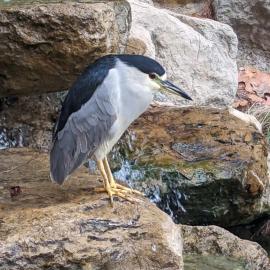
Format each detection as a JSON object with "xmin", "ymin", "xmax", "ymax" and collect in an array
[{"xmin": 50, "ymin": 54, "xmax": 192, "ymax": 204}]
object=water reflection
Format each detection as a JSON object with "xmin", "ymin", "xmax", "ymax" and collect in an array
[{"xmin": 184, "ymin": 255, "xmax": 246, "ymax": 270}]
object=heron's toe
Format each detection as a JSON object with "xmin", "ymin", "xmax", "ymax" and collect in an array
[
  {"xmin": 94, "ymin": 186, "xmax": 143, "ymax": 204},
  {"xmin": 115, "ymin": 183, "xmax": 144, "ymax": 196}
]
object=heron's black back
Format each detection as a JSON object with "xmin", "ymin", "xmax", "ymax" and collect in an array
[{"xmin": 54, "ymin": 55, "xmax": 116, "ymax": 138}]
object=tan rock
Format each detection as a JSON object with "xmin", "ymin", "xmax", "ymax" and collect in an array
[
  {"xmin": 182, "ymin": 225, "xmax": 270, "ymax": 270},
  {"xmin": 111, "ymin": 105, "xmax": 270, "ymax": 226},
  {"xmin": 0, "ymin": 148, "xmax": 183, "ymax": 270},
  {"xmin": 0, "ymin": 0, "xmax": 131, "ymax": 97}
]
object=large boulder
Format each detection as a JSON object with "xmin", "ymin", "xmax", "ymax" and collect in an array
[
  {"xmin": 0, "ymin": 0, "xmax": 131, "ymax": 97},
  {"xmin": 213, "ymin": 0, "xmax": 270, "ymax": 71},
  {"xmin": 126, "ymin": 0, "xmax": 238, "ymax": 107},
  {"xmin": 1, "ymin": 94, "xmax": 269, "ymax": 228},
  {"xmin": 110, "ymin": 105, "xmax": 270, "ymax": 226},
  {"xmin": 182, "ymin": 225, "xmax": 270, "ymax": 270},
  {"xmin": 0, "ymin": 148, "xmax": 183, "ymax": 270}
]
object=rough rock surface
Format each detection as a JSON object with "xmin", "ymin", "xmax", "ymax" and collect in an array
[
  {"xmin": 213, "ymin": 0, "xmax": 270, "ymax": 71},
  {"xmin": 229, "ymin": 216, "xmax": 270, "ymax": 256},
  {"xmin": 1, "ymin": 94, "xmax": 269, "ymax": 227},
  {"xmin": 153, "ymin": 0, "xmax": 214, "ymax": 18},
  {"xmin": 0, "ymin": 0, "xmax": 131, "ymax": 97},
  {"xmin": 182, "ymin": 225, "xmax": 270, "ymax": 270},
  {"xmin": 0, "ymin": 148, "xmax": 183, "ymax": 270},
  {"xmin": 0, "ymin": 92, "xmax": 63, "ymax": 150},
  {"xmin": 126, "ymin": 0, "xmax": 238, "ymax": 107},
  {"xmin": 110, "ymin": 105, "xmax": 270, "ymax": 226}
]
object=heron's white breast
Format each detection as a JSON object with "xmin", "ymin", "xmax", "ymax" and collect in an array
[{"xmin": 94, "ymin": 60, "xmax": 154, "ymax": 160}]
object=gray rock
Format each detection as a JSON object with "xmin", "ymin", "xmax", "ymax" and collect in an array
[
  {"xmin": 182, "ymin": 225, "xmax": 270, "ymax": 270},
  {"xmin": 127, "ymin": 0, "xmax": 238, "ymax": 107},
  {"xmin": 0, "ymin": 0, "xmax": 131, "ymax": 97},
  {"xmin": 229, "ymin": 217, "xmax": 270, "ymax": 256},
  {"xmin": 213, "ymin": 0, "xmax": 270, "ymax": 71}
]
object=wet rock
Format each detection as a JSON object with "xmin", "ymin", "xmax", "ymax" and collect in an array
[
  {"xmin": 110, "ymin": 105, "xmax": 270, "ymax": 226},
  {"xmin": 0, "ymin": 0, "xmax": 131, "ymax": 97},
  {"xmin": 0, "ymin": 148, "xmax": 183, "ymax": 270},
  {"xmin": 182, "ymin": 225, "xmax": 270, "ymax": 270},
  {"xmin": 213, "ymin": 0, "xmax": 270, "ymax": 71},
  {"xmin": 127, "ymin": 0, "xmax": 238, "ymax": 107},
  {"xmin": 0, "ymin": 92, "xmax": 63, "ymax": 151}
]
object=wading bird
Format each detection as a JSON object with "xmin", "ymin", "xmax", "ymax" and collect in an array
[{"xmin": 50, "ymin": 54, "xmax": 192, "ymax": 204}]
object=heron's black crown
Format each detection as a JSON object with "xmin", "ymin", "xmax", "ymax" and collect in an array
[
  {"xmin": 117, "ymin": 54, "xmax": 165, "ymax": 77},
  {"xmin": 54, "ymin": 54, "xmax": 165, "ymax": 137}
]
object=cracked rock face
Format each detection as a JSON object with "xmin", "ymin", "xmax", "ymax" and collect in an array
[
  {"xmin": 110, "ymin": 105, "xmax": 270, "ymax": 226},
  {"xmin": 0, "ymin": 148, "xmax": 183, "ymax": 270},
  {"xmin": 0, "ymin": 0, "xmax": 131, "ymax": 97}
]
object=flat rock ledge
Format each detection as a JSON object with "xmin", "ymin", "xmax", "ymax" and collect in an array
[{"xmin": 0, "ymin": 148, "xmax": 183, "ymax": 270}]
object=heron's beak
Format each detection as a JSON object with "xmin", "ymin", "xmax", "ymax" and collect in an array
[{"xmin": 160, "ymin": 80, "xmax": 192, "ymax": 101}]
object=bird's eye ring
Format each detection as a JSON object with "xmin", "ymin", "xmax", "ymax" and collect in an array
[{"xmin": 149, "ymin": 73, "xmax": 157, "ymax": 79}]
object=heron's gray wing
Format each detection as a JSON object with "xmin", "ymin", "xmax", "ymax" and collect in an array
[{"xmin": 50, "ymin": 69, "xmax": 118, "ymax": 184}]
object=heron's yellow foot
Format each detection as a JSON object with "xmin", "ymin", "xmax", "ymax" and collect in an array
[
  {"xmin": 96, "ymin": 158, "xmax": 143, "ymax": 205},
  {"xmin": 114, "ymin": 183, "xmax": 144, "ymax": 196},
  {"xmin": 94, "ymin": 186, "xmax": 141, "ymax": 204}
]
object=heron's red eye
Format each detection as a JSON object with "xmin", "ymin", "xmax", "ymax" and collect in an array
[{"xmin": 149, "ymin": 73, "xmax": 156, "ymax": 79}]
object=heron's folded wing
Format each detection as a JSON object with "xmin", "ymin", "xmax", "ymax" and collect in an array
[{"xmin": 50, "ymin": 70, "xmax": 118, "ymax": 184}]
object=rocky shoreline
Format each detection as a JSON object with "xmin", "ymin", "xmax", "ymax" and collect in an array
[{"xmin": 0, "ymin": 0, "xmax": 269, "ymax": 269}]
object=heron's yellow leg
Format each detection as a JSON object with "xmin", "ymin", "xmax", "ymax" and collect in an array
[
  {"xmin": 96, "ymin": 160, "xmax": 113, "ymax": 205},
  {"xmin": 95, "ymin": 160, "xmax": 140, "ymax": 205},
  {"xmin": 103, "ymin": 157, "xmax": 117, "ymax": 188},
  {"xmin": 103, "ymin": 157, "xmax": 144, "ymax": 196}
]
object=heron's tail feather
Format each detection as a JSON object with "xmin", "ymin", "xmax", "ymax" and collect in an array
[{"xmin": 49, "ymin": 131, "xmax": 89, "ymax": 185}]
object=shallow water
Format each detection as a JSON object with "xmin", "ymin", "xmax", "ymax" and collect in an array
[{"xmin": 184, "ymin": 255, "xmax": 247, "ymax": 270}]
